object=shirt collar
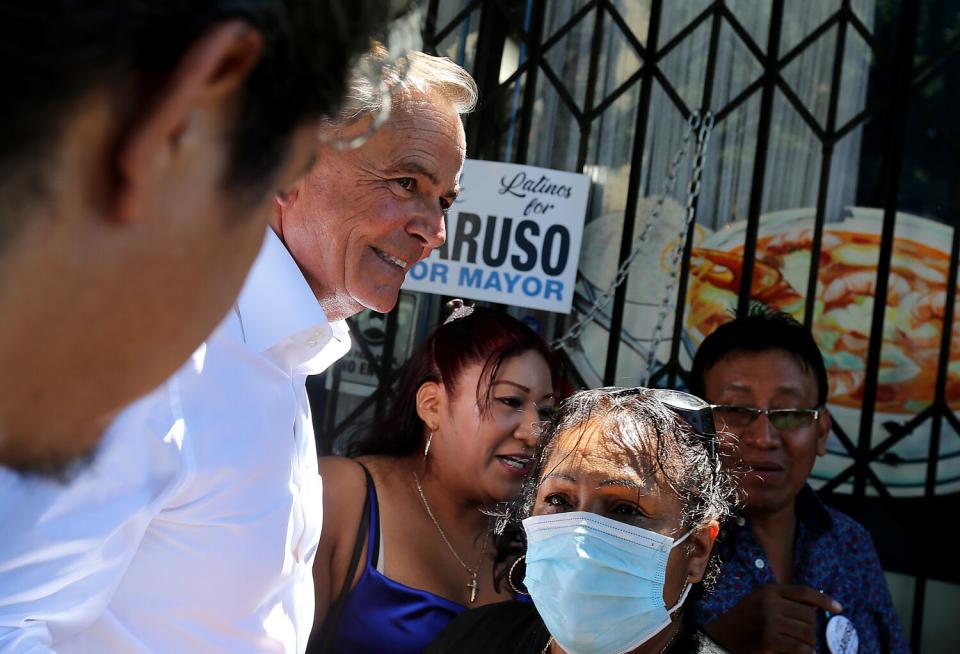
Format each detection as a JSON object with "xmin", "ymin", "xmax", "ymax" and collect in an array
[
  {"xmin": 234, "ymin": 228, "xmax": 350, "ymax": 374},
  {"xmin": 728, "ymin": 483, "xmax": 833, "ymax": 536},
  {"xmin": 794, "ymin": 483, "xmax": 833, "ymax": 533}
]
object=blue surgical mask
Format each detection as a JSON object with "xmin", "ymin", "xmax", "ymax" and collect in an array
[{"xmin": 522, "ymin": 511, "xmax": 692, "ymax": 654}]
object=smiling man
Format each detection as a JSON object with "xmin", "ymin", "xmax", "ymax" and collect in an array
[
  {"xmin": 688, "ymin": 307, "xmax": 907, "ymax": 654},
  {"xmin": 274, "ymin": 48, "xmax": 471, "ymax": 321},
  {"xmin": 0, "ymin": 49, "xmax": 476, "ymax": 653}
]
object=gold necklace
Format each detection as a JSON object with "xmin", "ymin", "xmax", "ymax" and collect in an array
[
  {"xmin": 541, "ymin": 636, "xmax": 554, "ymax": 654},
  {"xmin": 412, "ymin": 472, "xmax": 487, "ymax": 603},
  {"xmin": 657, "ymin": 625, "xmax": 680, "ymax": 654}
]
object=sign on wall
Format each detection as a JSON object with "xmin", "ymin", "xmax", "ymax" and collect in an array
[
  {"xmin": 402, "ymin": 159, "xmax": 590, "ymax": 313},
  {"xmin": 333, "ymin": 292, "xmax": 421, "ymax": 396}
]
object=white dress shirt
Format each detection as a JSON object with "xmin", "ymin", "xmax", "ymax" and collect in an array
[{"xmin": 0, "ymin": 229, "xmax": 350, "ymax": 653}]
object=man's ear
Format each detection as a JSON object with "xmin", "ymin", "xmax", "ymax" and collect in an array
[
  {"xmin": 275, "ymin": 187, "xmax": 300, "ymax": 209},
  {"xmin": 113, "ymin": 20, "xmax": 263, "ymax": 224},
  {"xmin": 271, "ymin": 185, "xmax": 302, "ymax": 238},
  {"xmin": 416, "ymin": 381, "xmax": 444, "ymax": 433},
  {"xmin": 684, "ymin": 521, "xmax": 718, "ymax": 585},
  {"xmin": 816, "ymin": 408, "xmax": 832, "ymax": 457}
]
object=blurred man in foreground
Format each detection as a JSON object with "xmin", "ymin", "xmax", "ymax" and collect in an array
[
  {"xmin": 0, "ymin": 1, "xmax": 386, "ymax": 472},
  {"xmin": 0, "ymin": 48, "xmax": 477, "ymax": 653}
]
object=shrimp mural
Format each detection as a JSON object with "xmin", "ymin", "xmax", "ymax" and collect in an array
[{"xmin": 684, "ymin": 210, "xmax": 960, "ymax": 418}]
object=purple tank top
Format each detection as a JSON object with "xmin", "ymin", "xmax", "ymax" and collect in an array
[{"xmin": 311, "ymin": 469, "xmax": 467, "ymax": 654}]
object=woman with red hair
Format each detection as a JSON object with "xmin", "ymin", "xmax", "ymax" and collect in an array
[{"xmin": 309, "ymin": 301, "xmax": 560, "ymax": 653}]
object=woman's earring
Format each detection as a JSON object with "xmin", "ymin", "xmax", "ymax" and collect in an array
[
  {"xmin": 424, "ymin": 430, "xmax": 434, "ymax": 459},
  {"xmin": 507, "ymin": 555, "xmax": 529, "ymax": 596}
]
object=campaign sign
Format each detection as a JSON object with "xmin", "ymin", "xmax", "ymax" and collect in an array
[{"xmin": 402, "ymin": 159, "xmax": 589, "ymax": 313}]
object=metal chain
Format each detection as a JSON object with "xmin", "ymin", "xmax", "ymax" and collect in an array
[
  {"xmin": 412, "ymin": 472, "xmax": 485, "ymax": 577},
  {"xmin": 641, "ymin": 111, "xmax": 714, "ymax": 384},
  {"xmin": 553, "ymin": 111, "xmax": 715, "ymax": 355},
  {"xmin": 551, "ymin": 112, "xmax": 699, "ymax": 350}
]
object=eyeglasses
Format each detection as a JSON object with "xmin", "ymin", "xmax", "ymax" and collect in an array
[
  {"xmin": 320, "ymin": 3, "xmax": 423, "ymax": 150},
  {"xmin": 710, "ymin": 405, "xmax": 822, "ymax": 431},
  {"xmin": 605, "ymin": 387, "xmax": 717, "ymax": 459}
]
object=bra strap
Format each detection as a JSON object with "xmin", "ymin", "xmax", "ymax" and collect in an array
[{"xmin": 310, "ymin": 462, "xmax": 374, "ymax": 654}]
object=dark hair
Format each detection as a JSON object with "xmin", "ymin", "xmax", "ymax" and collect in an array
[
  {"xmin": 493, "ymin": 388, "xmax": 736, "ymax": 593},
  {"xmin": 349, "ymin": 305, "xmax": 561, "ymax": 457},
  {"xmin": 689, "ymin": 304, "xmax": 829, "ymax": 405},
  {"xmin": 0, "ymin": 0, "xmax": 388, "ymax": 240}
]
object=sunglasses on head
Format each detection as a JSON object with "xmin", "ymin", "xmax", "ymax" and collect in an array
[
  {"xmin": 605, "ymin": 386, "xmax": 717, "ymax": 459},
  {"xmin": 709, "ymin": 405, "xmax": 823, "ymax": 431}
]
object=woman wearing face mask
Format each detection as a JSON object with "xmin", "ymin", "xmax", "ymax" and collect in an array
[
  {"xmin": 308, "ymin": 301, "xmax": 560, "ymax": 653},
  {"xmin": 426, "ymin": 387, "xmax": 736, "ymax": 654}
]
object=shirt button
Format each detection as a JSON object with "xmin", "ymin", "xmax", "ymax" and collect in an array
[
  {"xmin": 754, "ymin": 558, "xmax": 765, "ymax": 569},
  {"xmin": 736, "ymin": 516, "xmax": 746, "ymax": 527}
]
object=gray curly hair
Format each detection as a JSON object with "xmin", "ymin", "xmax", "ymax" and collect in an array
[
  {"xmin": 519, "ymin": 388, "xmax": 735, "ymax": 533},
  {"xmin": 492, "ymin": 387, "xmax": 738, "ymax": 592}
]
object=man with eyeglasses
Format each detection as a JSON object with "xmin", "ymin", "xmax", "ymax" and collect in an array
[{"xmin": 688, "ymin": 308, "xmax": 907, "ymax": 654}]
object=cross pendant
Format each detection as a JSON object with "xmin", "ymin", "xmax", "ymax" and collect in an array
[{"xmin": 467, "ymin": 575, "xmax": 478, "ymax": 603}]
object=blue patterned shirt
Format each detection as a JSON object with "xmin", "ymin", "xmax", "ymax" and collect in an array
[{"xmin": 692, "ymin": 485, "xmax": 909, "ymax": 654}]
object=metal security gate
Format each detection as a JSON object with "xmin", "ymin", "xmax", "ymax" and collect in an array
[{"xmin": 309, "ymin": 2, "xmax": 960, "ymax": 649}]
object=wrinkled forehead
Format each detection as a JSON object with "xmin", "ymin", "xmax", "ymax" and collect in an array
[
  {"xmin": 388, "ymin": 89, "xmax": 466, "ymax": 149},
  {"xmin": 318, "ymin": 88, "xmax": 466, "ymax": 161},
  {"xmin": 708, "ymin": 347, "xmax": 819, "ymax": 398},
  {"xmin": 543, "ymin": 417, "xmax": 668, "ymax": 485}
]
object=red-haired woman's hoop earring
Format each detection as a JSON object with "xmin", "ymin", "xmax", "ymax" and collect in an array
[{"xmin": 507, "ymin": 555, "xmax": 529, "ymax": 596}]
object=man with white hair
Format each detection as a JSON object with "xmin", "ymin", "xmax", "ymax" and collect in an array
[{"xmin": 0, "ymin": 49, "xmax": 477, "ymax": 654}]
